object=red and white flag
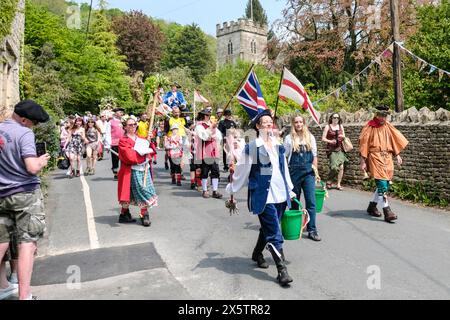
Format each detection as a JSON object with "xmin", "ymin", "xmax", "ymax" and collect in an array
[
  {"xmin": 194, "ymin": 90, "xmax": 209, "ymax": 103},
  {"xmin": 278, "ymin": 67, "xmax": 321, "ymax": 126}
]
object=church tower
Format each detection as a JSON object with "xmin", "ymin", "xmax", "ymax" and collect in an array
[{"xmin": 216, "ymin": 18, "xmax": 268, "ymax": 67}]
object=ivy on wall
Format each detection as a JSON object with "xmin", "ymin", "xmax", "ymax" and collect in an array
[{"xmin": 0, "ymin": 0, "xmax": 19, "ymax": 41}]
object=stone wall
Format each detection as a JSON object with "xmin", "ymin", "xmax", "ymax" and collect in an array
[
  {"xmin": 216, "ymin": 18, "xmax": 267, "ymax": 67},
  {"xmin": 278, "ymin": 107, "xmax": 450, "ymax": 203},
  {"xmin": 0, "ymin": 0, "xmax": 24, "ymax": 121}
]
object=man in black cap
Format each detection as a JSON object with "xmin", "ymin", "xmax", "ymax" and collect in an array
[
  {"xmin": 0, "ymin": 100, "xmax": 50, "ymax": 299},
  {"xmin": 194, "ymin": 109, "xmax": 223, "ymax": 199},
  {"xmin": 218, "ymin": 109, "xmax": 237, "ymax": 171}
]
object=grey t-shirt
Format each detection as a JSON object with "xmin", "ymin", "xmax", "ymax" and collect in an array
[{"xmin": 0, "ymin": 119, "xmax": 40, "ymax": 198}]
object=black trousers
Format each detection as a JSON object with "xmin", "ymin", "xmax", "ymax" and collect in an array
[
  {"xmin": 169, "ymin": 158, "xmax": 182, "ymax": 174},
  {"xmin": 201, "ymin": 160, "xmax": 220, "ymax": 179},
  {"xmin": 111, "ymin": 146, "xmax": 119, "ymax": 173}
]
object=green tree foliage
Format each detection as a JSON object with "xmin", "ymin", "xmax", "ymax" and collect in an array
[
  {"xmin": 112, "ymin": 10, "xmax": 164, "ymax": 75},
  {"xmin": 403, "ymin": 1, "xmax": 450, "ymax": 110},
  {"xmin": 244, "ymin": 0, "xmax": 268, "ymax": 26},
  {"xmin": 162, "ymin": 23, "xmax": 214, "ymax": 82},
  {"xmin": 0, "ymin": 0, "xmax": 19, "ymax": 40}
]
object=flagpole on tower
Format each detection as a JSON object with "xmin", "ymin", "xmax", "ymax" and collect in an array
[{"xmin": 274, "ymin": 65, "xmax": 285, "ymax": 119}]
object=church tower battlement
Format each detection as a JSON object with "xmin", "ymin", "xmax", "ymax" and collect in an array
[{"xmin": 216, "ymin": 18, "xmax": 268, "ymax": 67}]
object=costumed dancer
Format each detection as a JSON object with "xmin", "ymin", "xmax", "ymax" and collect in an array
[
  {"xmin": 187, "ymin": 123, "xmax": 202, "ymax": 190},
  {"xmin": 226, "ymin": 109, "xmax": 297, "ymax": 287},
  {"xmin": 194, "ymin": 109, "xmax": 223, "ymax": 199},
  {"xmin": 359, "ymin": 105, "xmax": 408, "ymax": 223},
  {"xmin": 117, "ymin": 118, "xmax": 158, "ymax": 227},
  {"xmin": 108, "ymin": 108, "xmax": 125, "ymax": 180},
  {"xmin": 165, "ymin": 124, "xmax": 184, "ymax": 186}
]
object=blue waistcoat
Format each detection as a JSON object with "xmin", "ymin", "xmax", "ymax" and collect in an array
[{"xmin": 245, "ymin": 141, "xmax": 292, "ymax": 215}]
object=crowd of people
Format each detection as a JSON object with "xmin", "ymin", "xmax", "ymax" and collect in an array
[{"xmin": 0, "ymin": 85, "xmax": 409, "ymax": 298}]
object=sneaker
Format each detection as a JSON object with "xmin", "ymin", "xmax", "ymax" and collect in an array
[
  {"xmin": 202, "ymin": 191, "xmax": 210, "ymax": 199},
  {"xmin": 84, "ymin": 168, "xmax": 90, "ymax": 176},
  {"xmin": 0, "ymin": 283, "xmax": 18, "ymax": 300},
  {"xmin": 308, "ymin": 232, "xmax": 322, "ymax": 242}
]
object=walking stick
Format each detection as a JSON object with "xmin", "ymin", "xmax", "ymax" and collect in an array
[{"xmin": 143, "ymin": 90, "xmax": 160, "ymax": 187}]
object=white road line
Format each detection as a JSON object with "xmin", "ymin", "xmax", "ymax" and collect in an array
[{"xmin": 80, "ymin": 175, "xmax": 100, "ymax": 249}]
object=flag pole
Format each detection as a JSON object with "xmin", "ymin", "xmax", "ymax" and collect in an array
[
  {"xmin": 274, "ymin": 65, "xmax": 285, "ymax": 119},
  {"xmin": 193, "ymin": 91, "xmax": 196, "ymax": 126},
  {"xmin": 223, "ymin": 63, "xmax": 255, "ymax": 113}
]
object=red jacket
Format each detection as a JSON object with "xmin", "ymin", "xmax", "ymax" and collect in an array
[{"xmin": 117, "ymin": 136, "xmax": 146, "ymax": 203}]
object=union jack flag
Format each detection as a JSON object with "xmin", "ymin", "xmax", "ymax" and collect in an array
[{"xmin": 236, "ymin": 70, "xmax": 267, "ymax": 119}]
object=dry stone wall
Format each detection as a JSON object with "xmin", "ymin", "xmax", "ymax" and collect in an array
[{"xmin": 278, "ymin": 107, "xmax": 450, "ymax": 203}]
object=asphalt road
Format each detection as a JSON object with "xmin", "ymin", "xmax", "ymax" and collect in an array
[{"xmin": 27, "ymin": 151, "xmax": 450, "ymax": 300}]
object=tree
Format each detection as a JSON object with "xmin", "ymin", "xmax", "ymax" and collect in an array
[
  {"xmin": 403, "ymin": 1, "xmax": 450, "ymax": 110},
  {"xmin": 112, "ymin": 10, "xmax": 164, "ymax": 75},
  {"xmin": 245, "ymin": 0, "xmax": 268, "ymax": 26},
  {"xmin": 164, "ymin": 23, "xmax": 214, "ymax": 83}
]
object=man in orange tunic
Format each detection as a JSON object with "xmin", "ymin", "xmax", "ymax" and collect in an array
[{"xmin": 359, "ymin": 105, "xmax": 409, "ymax": 223}]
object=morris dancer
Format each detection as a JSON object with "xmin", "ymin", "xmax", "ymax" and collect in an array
[
  {"xmin": 163, "ymin": 83, "xmax": 187, "ymax": 111},
  {"xmin": 194, "ymin": 109, "xmax": 223, "ymax": 199},
  {"xmin": 359, "ymin": 105, "xmax": 408, "ymax": 223},
  {"xmin": 226, "ymin": 109, "xmax": 296, "ymax": 287},
  {"xmin": 165, "ymin": 124, "xmax": 184, "ymax": 186},
  {"xmin": 117, "ymin": 117, "xmax": 157, "ymax": 227}
]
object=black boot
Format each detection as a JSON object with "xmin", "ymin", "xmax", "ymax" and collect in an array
[
  {"xmin": 266, "ymin": 243, "xmax": 293, "ymax": 286},
  {"xmin": 118, "ymin": 209, "xmax": 136, "ymax": 223},
  {"xmin": 367, "ymin": 202, "xmax": 382, "ymax": 217},
  {"xmin": 252, "ymin": 229, "xmax": 269, "ymax": 269}
]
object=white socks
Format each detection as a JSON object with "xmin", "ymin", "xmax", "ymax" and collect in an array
[
  {"xmin": 212, "ymin": 178, "xmax": 219, "ymax": 192},
  {"xmin": 202, "ymin": 179, "xmax": 208, "ymax": 192}
]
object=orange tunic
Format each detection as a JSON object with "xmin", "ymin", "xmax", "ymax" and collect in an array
[{"xmin": 359, "ymin": 121, "xmax": 408, "ymax": 181}]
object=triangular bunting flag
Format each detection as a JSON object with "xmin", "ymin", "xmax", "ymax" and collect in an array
[
  {"xmin": 428, "ymin": 66, "xmax": 437, "ymax": 75},
  {"xmin": 374, "ymin": 57, "xmax": 382, "ymax": 66},
  {"xmin": 419, "ymin": 60, "xmax": 427, "ymax": 72},
  {"xmin": 342, "ymin": 84, "xmax": 347, "ymax": 92},
  {"xmin": 334, "ymin": 89, "xmax": 340, "ymax": 99},
  {"xmin": 438, "ymin": 70, "xmax": 444, "ymax": 82}
]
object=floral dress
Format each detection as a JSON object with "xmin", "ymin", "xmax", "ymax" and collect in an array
[{"xmin": 66, "ymin": 130, "xmax": 84, "ymax": 156}]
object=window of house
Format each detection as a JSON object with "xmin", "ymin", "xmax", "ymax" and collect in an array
[{"xmin": 228, "ymin": 40, "xmax": 233, "ymax": 55}]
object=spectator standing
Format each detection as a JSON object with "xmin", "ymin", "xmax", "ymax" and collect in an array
[
  {"xmin": 218, "ymin": 109, "xmax": 237, "ymax": 171},
  {"xmin": 0, "ymin": 100, "xmax": 51, "ymax": 300}
]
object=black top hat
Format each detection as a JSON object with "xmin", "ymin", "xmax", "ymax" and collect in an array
[
  {"xmin": 14, "ymin": 100, "xmax": 50, "ymax": 123},
  {"xmin": 199, "ymin": 109, "xmax": 211, "ymax": 116},
  {"xmin": 250, "ymin": 109, "xmax": 272, "ymax": 129},
  {"xmin": 375, "ymin": 105, "xmax": 390, "ymax": 115},
  {"xmin": 113, "ymin": 107, "xmax": 125, "ymax": 112},
  {"xmin": 224, "ymin": 109, "xmax": 232, "ymax": 116}
]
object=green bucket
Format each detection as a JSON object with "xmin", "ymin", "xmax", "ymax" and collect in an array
[
  {"xmin": 281, "ymin": 198, "xmax": 307, "ymax": 240},
  {"xmin": 315, "ymin": 181, "xmax": 326, "ymax": 214}
]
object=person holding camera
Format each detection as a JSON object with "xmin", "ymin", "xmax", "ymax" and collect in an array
[{"xmin": 0, "ymin": 100, "xmax": 51, "ymax": 300}]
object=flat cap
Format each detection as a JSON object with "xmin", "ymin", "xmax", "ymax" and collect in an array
[{"xmin": 14, "ymin": 100, "xmax": 49, "ymax": 123}]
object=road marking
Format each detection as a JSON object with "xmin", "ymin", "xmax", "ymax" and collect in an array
[{"xmin": 80, "ymin": 175, "xmax": 100, "ymax": 249}]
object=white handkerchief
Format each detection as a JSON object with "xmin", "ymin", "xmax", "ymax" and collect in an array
[{"xmin": 134, "ymin": 137, "xmax": 153, "ymax": 156}]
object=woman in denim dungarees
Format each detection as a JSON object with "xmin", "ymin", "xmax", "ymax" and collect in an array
[{"xmin": 284, "ymin": 115, "xmax": 321, "ymax": 241}]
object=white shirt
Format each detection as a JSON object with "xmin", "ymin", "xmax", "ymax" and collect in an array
[{"xmin": 226, "ymin": 137, "xmax": 296, "ymax": 204}]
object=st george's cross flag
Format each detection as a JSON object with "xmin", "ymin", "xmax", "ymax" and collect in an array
[
  {"xmin": 236, "ymin": 69, "xmax": 268, "ymax": 119},
  {"xmin": 278, "ymin": 67, "xmax": 321, "ymax": 126}
]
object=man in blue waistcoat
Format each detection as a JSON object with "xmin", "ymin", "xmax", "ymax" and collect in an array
[
  {"xmin": 163, "ymin": 83, "xmax": 187, "ymax": 111},
  {"xmin": 226, "ymin": 109, "xmax": 296, "ymax": 287}
]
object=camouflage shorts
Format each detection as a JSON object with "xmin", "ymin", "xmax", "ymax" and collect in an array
[{"xmin": 0, "ymin": 189, "xmax": 46, "ymax": 244}]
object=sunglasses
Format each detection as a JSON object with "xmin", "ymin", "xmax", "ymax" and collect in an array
[
  {"xmin": 332, "ymin": 117, "xmax": 340, "ymax": 119},
  {"xmin": 127, "ymin": 123, "xmax": 137, "ymax": 127}
]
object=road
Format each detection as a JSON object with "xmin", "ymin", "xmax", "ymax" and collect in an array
[{"xmin": 24, "ymin": 151, "xmax": 450, "ymax": 300}]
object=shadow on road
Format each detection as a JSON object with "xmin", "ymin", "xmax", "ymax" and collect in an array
[
  {"xmin": 326, "ymin": 210, "xmax": 384, "ymax": 222},
  {"xmin": 193, "ymin": 252, "xmax": 277, "ymax": 283}
]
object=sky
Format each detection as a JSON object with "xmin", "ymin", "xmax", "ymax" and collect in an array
[{"xmin": 75, "ymin": 0, "xmax": 287, "ymax": 36}]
